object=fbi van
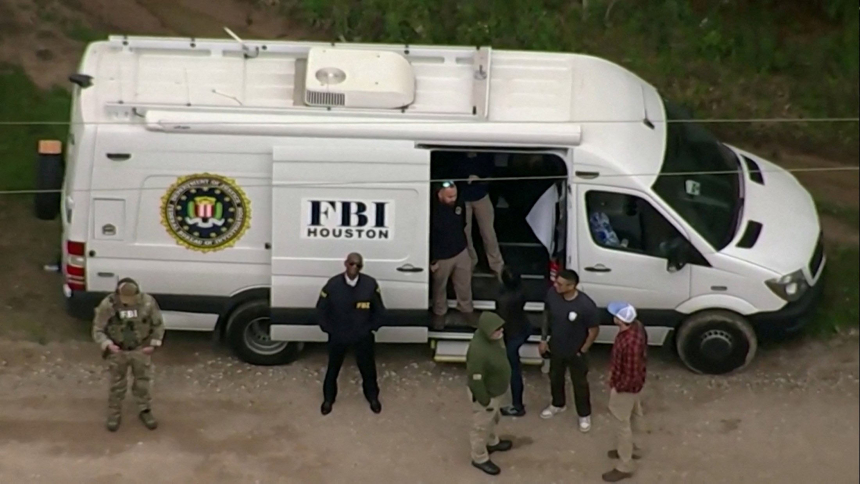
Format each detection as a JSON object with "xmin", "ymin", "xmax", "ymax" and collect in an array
[{"xmin": 34, "ymin": 34, "xmax": 826, "ymax": 375}]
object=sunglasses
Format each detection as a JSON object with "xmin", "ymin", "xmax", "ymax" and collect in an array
[
  {"xmin": 440, "ymin": 180, "xmax": 455, "ymax": 188},
  {"xmin": 347, "ymin": 261, "xmax": 363, "ymax": 268}
]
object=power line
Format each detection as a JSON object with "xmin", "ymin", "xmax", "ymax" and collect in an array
[
  {"xmin": 0, "ymin": 117, "xmax": 858, "ymax": 127},
  {"xmin": 0, "ymin": 166, "xmax": 857, "ymax": 196}
]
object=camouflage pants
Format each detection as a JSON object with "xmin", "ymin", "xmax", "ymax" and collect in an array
[{"xmin": 106, "ymin": 349, "xmax": 153, "ymax": 417}]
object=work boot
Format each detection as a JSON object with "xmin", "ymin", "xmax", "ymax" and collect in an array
[
  {"xmin": 602, "ymin": 469, "xmax": 633, "ymax": 482},
  {"xmin": 369, "ymin": 399, "xmax": 382, "ymax": 414},
  {"xmin": 321, "ymin": 401, "xmax": 333, "ymax": 415},
  {"xmin": 487, "ymin": 440, "xmax": 513, "ymax": 454},
  {"xmin": 106, "ymin": 414, "xmax": 121, "ymax": 432},
  {"xmin": 431, "ymin": 314, "xmax": 446, "ymax": 331},
  {"xmin": 138, "ymin": 410, "xmax": 158, "ymax": 430},
  {"xmin": 472, "ymin": 460, "xmax": 501, "ymax": 476}
]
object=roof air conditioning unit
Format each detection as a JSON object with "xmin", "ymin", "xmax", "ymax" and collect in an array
[{"xmin": 304, "ymin": 47, "xmax": 416, "ymax": 109}]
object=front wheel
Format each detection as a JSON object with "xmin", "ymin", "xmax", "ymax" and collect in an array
[
  {"xmin": 226, "ymin": 300, "xmax": 302, "ymax": 366},
  {"xmin": 676, "ymin": 310, "xmax": 758, "ymax": 375}
]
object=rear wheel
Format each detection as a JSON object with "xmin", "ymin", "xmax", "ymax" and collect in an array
[
  {"xmin": 226, "ymin": 300, "xmax": 302, "ymax": 366},
  {"xmin": 676, "ymin": 310, "xmax": 757, "ymax": 375}
]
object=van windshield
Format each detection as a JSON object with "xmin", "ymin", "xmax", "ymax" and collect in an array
[{"xmin": 652, "ymin": 99, "xmax": 743, "ymax": 251}]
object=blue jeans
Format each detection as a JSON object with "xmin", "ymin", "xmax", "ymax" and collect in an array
[{"xmin": 505, "ymin": 328, "xmax": 531, "ymax": 410}]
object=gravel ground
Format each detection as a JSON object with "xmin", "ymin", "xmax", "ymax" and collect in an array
[{"xmin": 0, "ymin": 333, "xmax": 858, "ymax": 484}]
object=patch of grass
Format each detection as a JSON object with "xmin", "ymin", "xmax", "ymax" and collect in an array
[
  {"xmin": 818, "ymin": 201, "xmax": 860, "ymax": 230},
  {"xmin": 276, "ymin": 0, "xmax": 859, "ymax": 161},
  {"xmin": 64, "ymin": 21, "xmax": 106, "ymax": 44},
  {"xmin": 0, "ymin": 65, "xmax": 71, "ymax": 191},
  {"xmin": 808, "ymin": 245, "xmax": 860, "ymax": 337}
]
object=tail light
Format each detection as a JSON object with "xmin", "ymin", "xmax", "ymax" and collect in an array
[{"xmin": 65, "ymin": 240, "xmax": 86, "ymax": 291}]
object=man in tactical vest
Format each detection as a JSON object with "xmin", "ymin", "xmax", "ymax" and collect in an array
[{"xmin": 92, "ymin": 278, "xmax": 165, "ymax": 432}]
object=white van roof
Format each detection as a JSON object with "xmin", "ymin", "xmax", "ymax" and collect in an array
[{"xmin": 76, "ymin": 36, "xmax": 668, "ymax": 185}]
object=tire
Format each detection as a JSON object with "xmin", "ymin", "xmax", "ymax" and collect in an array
[
  {"xmin": 34, "ymin": 152, "xmax": 64, "ymax": 221},
  {"xmin": 225, "ymin": 300, "xmax": 302, "ymax": 366},
  {"xmin": 675, "ymin": 310, "xmax": 758, "ymax": 375}
]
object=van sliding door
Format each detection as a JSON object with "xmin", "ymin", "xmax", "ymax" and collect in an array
[{"xmin": 269, "ymin": 138, "xmax": 431, "ymax": 342}]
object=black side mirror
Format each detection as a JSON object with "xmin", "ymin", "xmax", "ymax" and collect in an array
[{"xmin": 664, "ymin": 237, "xmax": 690, "ymax": 272}]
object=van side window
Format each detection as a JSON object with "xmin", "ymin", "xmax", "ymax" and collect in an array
[{"xmin": 585, "ymin": 190, "xmax": 683, "ymax": 259}]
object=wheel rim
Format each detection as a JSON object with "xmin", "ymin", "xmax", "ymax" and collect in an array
[
  {"xmin": 243, "ymin": 317, "xmax": 289, "ymax": 355},
  {"xmin": 699, "ymin": 329, "xmax": 734, "ymax": 361},
  {"xmin": 683, "ymin": 321, "xmax": 752, "ymax": 374}
]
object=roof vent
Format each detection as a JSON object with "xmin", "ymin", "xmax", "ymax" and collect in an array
[{"xmin": 304, "ymin": 47, "xmax": 416, "ymax": 109}]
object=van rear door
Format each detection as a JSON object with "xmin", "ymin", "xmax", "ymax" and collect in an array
[{"xmin": 270, "ymin": 138, "xmax": 431, "ymax": 342}]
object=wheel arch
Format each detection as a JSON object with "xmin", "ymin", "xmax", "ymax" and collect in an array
[
  {"xmin": 214, "ymin": 286, "xmax": 271, "ymax": 342},
  {"xmin": 670, "ymin": 297, "xmax": 757, "ymax": 349},
  {"xmin": 675, "ymin": 295, "xmax": 759, "ymax": 318}
]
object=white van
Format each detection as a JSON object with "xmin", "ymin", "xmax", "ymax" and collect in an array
[{"xmin": 35, "ymin": 35, "xmax": 826, "ymax": 375}]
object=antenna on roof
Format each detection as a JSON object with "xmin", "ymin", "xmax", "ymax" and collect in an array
[
  {"xmin": 640, "ymin": 85, "xmax": 655, "ymax": 130},
  {"xmin": 223, "ymin": 27, "xmax": 259, "ymax": 59}
]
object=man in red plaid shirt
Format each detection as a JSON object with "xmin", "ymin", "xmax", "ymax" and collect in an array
[{"xmin": 602, "ymin": 301, "xmax": 648, "ymax": 483}]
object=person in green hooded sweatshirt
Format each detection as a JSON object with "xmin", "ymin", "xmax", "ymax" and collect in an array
[{"xmin": 466, "ymin": 311, "xmax": 514, "ymax": 476}]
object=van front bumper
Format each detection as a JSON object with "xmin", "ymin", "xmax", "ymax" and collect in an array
[{"xmin": 748, "ymin": 266, "xmax": 826, "ymax": 338}]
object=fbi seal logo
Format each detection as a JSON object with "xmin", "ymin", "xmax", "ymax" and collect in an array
[{"xmin": 161, "ymin": 173, "xmax": 251, "ymax": 252}]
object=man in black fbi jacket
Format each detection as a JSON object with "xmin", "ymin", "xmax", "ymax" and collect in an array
[{"xmin": 316, "ymin": 252, "xmax": 386, "ymax": 415}]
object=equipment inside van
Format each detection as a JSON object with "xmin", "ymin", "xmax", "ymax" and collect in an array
[{"xmin": 36, "ymin": 34, "xmax": 826, "ymax": 375}]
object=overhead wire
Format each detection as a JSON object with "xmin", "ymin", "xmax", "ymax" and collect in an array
[
  {"xmin": 0, "ymin": 115, "xmax": 856, "ymax": 195},
  {"xmin": 0, "ymin": 166, "xmax": 857, "ymax": 196}
]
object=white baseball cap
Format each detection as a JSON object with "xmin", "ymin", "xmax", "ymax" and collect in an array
[{"xmin": 608, "ymin": 301, "xmax": 637, "ymax": 324}]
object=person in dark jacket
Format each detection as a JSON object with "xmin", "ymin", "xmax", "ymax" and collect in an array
[
  {"xmin": 430, "ymin": 181, "xmax": 474, "ymax": 321},
  {"xmin": 316, "ymin": 252, "xmax": 386, "ymax": 415},
  {"xmin": 466, "ymin": 312, "xmax": 514, "ymax": 476},
  {"xmin": 495, "ymin": 267, "xmax": 531, "ymax": 417}
]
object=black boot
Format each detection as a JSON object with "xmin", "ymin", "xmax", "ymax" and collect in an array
[
  {"xmin": 369, "ymin": 399, "xmax": 382, "ymax": 414},
  {"xmin": 320, "ymin": 401, "xmax": 333, "ymax": 415},
  {"xmin": 472, "ymin": 460, "xmax": 501, "ymax": 476},
  {"xmin": 487, "ymin": 440, "xmax": 513, "ymax": 453}
]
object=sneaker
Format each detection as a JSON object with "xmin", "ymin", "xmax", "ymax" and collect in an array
[
  {"xmin": 540, "ymin": 405, "xmax": 566, "ymax": 419},
  {"xmin": 106, "ymin": 415, "xmax": 121, "ymax": 432},
  {"xmin": 579, "ymin": 415, "xmax": 592, "ymax": 433},
  {"xmin": 138, "ymin": 410, "xmax": 158, "ymax": 430},
  {"xmin": 500, "ymin": 406, "xmax": 526, "ymax": 417}
]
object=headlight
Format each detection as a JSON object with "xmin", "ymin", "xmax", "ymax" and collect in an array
[{"xmin": 766, "ymin": 269, "xmax": 809, "ymax": 302}]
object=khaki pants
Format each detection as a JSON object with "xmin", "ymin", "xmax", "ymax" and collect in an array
[
  {"xmin": 107, "ymin": 349, "xmax": 154, "ymax": 418},
  {"xmin": 470, "ymin": 395, "xmax": 501, "ymax": 464},
  {"xmin": 608, "ymin": 389, "xmax": 645, "ymax": 473},
  {"xmin": 432, "ymin": 249, "xmax": 473, "ymax": 316},
  {"xmin": 465, "ymin": 195, "xmax": 504, "ymax": 275}
]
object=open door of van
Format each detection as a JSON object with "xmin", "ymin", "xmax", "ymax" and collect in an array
[{"xmin": 269, "ymin": 138, "xmax": 431, "ymax": 343}]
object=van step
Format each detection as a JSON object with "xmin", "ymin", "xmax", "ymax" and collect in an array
[{"xmin": 432, "ymin": 340, "xmax": 544, "ymax": 365}]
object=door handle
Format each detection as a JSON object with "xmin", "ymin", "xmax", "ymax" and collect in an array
[
  {"xmin": 397, "ymin": 264, "xmax": 424, "ymax": 273},
  {"xmin": 585, "ymin": 264, "xmax": 611, "ymax": 273}
]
